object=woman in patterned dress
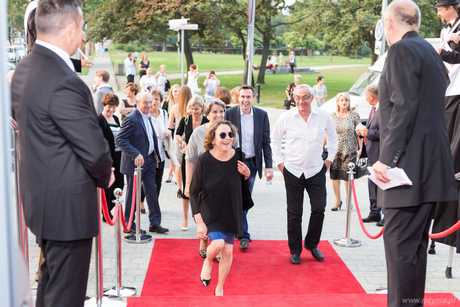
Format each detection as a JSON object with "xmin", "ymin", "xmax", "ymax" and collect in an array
[{"xmin": 329, "ymin": 93, "xmax": 362, "ymax": 211}]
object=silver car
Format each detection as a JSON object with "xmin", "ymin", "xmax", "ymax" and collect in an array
[{"xmin": 6, "ymin": 47, "xmax": 20, "ymax": 63}]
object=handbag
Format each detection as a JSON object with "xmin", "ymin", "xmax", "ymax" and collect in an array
[
  {"xmin": 236, "ymin": 148, "xmax": 255, "ymax": 211},
  {"xmin": 354, "ymin": 155, "xmax": 368, "ymax": 179},
  {"xmin": 284, "ymin": 98, "xmax": 291, "ymax": 110}
]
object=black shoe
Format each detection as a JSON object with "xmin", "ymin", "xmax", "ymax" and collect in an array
[
  {"xmin": 428, "ymin": 240, "xmax": 436, "ymax": 255},
  {"xmin": 177, "ymin": 189, "xmax": 182, "ymax": 198},
  {"xmin": 239, "ymin": 239, "xmax": 249, "ymax": 250},
  {"xmin": 289, "ymin": 254, "xmax": 301, "ymax": 264},
  {"xmin": 149, "ymin": 224, "xmax": 169, "ymax": 233},
  {"xmin": 140, "ymin": 209, "xmax": 146, "ymax": 214},
  {"xmin": 376, "ymin": 218, "xmax": 385, "ymax": 227},
  {"xmin": 200, "ymin": 262, "xmax": 211, "ymax": 287},
  {"xmin": 331, "ymin": 201, "xmax": 342, "ymax": 211},
  {"xmin": 362, "ymin": 215, "xmax": 381, "ymax": 223},
  {"xmin": 123, "ymin": 228, "xmax": 146, "ymax": 235},
  {"xmin": 304, "ymin": 245, "xmax": 324, "ymax": 261},
  {"xmin": 199, "ymin": 249, "xmax": 207, "ymax": 258}
]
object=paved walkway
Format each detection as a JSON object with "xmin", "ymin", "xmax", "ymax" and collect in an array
[{"xmin": 24, "ymin": 54, "xmax": 459, "ymax": 302}]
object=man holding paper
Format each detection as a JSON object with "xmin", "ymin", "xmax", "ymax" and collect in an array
[{"xmin": 372, "ymin": 1, "xmax": 458, "ymax": 305}]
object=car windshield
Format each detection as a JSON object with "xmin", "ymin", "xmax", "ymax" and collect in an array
[{"xmin": 348, "ymin": 70, "xmax": 381, "ymax": 96}]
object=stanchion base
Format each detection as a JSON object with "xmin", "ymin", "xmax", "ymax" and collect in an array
[
  {"xmin": 124, "ymin": 234, "xmax": 152, "ymax": 244},
  {"xmin": 84, "ymin": 296, "xmax": 127, "ymax": 306},
  {"xmin": 333, "ymin": 237, "xmax": 361, "ymax": 247},
  {"xmin": 104, "ymin": 286, "xmax": 137, "ymax": 298},
  {"xmin": 445, "ymin": 266, "xmax": 452, "ymax": 279}
]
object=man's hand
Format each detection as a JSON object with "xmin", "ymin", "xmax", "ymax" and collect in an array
[
  {"xmin": 81, "ymin": 59, "xmax": 93, "ymax": 68},
  {"xmin": 108, "ymin": 167, "xmax": 115, "ymax": 187},
  {"xmin": 324, "ymin": 160, "xmax": 332, "ymax": 170},
  {"xmin": 373, "ymin": 160, "xmax": 391, "ymax": 183},
  {"xmin": 278, "ymin": 163, "xmax": 284, "ymax": 174},
  {"xmin": 265, "ymin": 168, "xmax": 274, "ymax": 181},
  {"xmin": 355, "ymin": 128, "xmax": 368, "ymax": 137},
  {"xmin": 134, "ymin": 154, "xmax": 144, "ymax": 167}
]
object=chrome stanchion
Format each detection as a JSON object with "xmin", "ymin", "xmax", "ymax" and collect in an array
[
  {"xmin": 124, "ymin": 168, "xmax": 152, "ymax": 244},
  {"xmin": 334, "ymin": 162, "xmax": 362, "ymax": 247},
  {"xmin": 103, "ymin": 188, "xmax": 136, "ymax": 298},
  {"xmin": 445, "ymin": 246, "xmax": 454, "ymax": 278},
  {"xmin": 11, "ymin": 120, "xmax": 30, "ymax": 273}
]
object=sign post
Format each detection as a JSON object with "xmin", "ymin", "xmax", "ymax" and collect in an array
[
  {"xmin": 168, "ymin": 18, "xmax": 198, "ymax": 85},
  {"xmin": 246, "ymin": 0, "xmax": 256, "ymax": 86}
]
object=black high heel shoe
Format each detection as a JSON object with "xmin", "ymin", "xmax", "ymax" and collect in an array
[
  {"xmin": 331, "ymin": 201, "xmax": 342, "ymax": 211},
  {"xmin": 200, "ymin": 262, "xmax": 211, "ymax": 287}
]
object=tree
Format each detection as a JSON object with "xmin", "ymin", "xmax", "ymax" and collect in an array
[{"xmin": 7, "ymin": 0, "xmax": 28, "ymax": 41}]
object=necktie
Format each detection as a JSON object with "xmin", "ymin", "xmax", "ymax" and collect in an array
[
  {"xmin": 445, "ymin": 23, "xmax": 452, "ymax": 29},
  {"xmin": 364, "ymin": 107, "xmax": 375, "ymax": 144}
]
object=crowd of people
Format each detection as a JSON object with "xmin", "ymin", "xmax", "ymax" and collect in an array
[{"xmin": 9, "ymin": 0, "xmax": 460, "ymax": 305}]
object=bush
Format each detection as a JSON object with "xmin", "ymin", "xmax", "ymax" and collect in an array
[
  {"xmin": 114, "ymin": 43, "xmax": 125, "ymax": 50},
  {"xmin": 124, "ymin": 45, "xmax": 136, "ymax": 52}
]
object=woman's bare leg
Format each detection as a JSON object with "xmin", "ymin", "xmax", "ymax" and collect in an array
[{"xmin": 215, "ymin": 242, "xmax": 233, "ymax": 296}]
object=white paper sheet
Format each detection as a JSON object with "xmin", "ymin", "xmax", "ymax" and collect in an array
[{"xmin": 367, "ymin": 167, "xmax": 412, "ymax": 190}]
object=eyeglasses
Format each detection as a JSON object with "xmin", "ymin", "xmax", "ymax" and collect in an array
[
  {"xmin": 294, "ymin": 95, "xmax": 313, "ymax": 102},
  {"xmin": 219, "ymin": 132, "xmax": 234, "ymax": 139}
]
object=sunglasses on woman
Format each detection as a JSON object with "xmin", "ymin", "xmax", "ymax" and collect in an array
[{"xmin": 219, "ymin": 132, "xmax": 234, "ymax": 139}]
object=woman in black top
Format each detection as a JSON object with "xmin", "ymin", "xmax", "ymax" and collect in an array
[
  {"xmin": 190, "ymin": 120, "xmax": 250, "ymax": 296},
  {"xmin": 119, "ymin": 83, "xmax": 139, "ymax": 121},
  {"xmin": 98, "ymin": 93, "xmax": 124, "ymax": 220},
  {"xmin": 138, "ymin": 54, "xmax": 149, "ymax": 79},
  {"xmin": 175, "ymin": 96, "xmax": 208, "ymax": 231}
]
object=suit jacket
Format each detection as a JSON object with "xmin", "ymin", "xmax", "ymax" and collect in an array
[
  {"xmin": 378, "ymin": 31, "xmax": 458, "ymax": 209},
  {"xmin": 365, "ymin": 106, "xmax": 380, "ymax": 165},
  {"xmin": 116, "ymin": 108, "xmax": 160, "ymax": 177},
  {"xmin": 11, "ymin": 44, "xmax": 112, "ymax": 241},
  {"xmin": 225, "ymin": 105, "xmax": 272, "ymax": 178}
]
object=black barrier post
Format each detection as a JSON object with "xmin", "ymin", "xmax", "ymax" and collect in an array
[{"xmin": 256, "ymin": 84, "xmax": 260, "ymax": 104}]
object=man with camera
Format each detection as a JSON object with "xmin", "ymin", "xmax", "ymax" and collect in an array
[{"xmin": 124, "ymin": 53, "xmax": 137, "ymax": 84}]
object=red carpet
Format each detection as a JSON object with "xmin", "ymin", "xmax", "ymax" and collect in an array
[{"xmin": 127, "ymin": 239, "xmax": 460, "ymax": 306}]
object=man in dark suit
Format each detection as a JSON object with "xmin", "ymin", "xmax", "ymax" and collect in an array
[
  {"xmin": 373, "ymin": 1, "xmax": 458, "ymax": 305},
  {"xmin": 11, "ymin": 0, "xmax": 113, "ymax": 305},
  {"xmin": 224, "ymin": 85, "xmax": 273, "ymax": 250},
  {"xmin": 356, "ymin": 84, "xmax": 383, "ymax": 226},
  {"xmin": 116, "ymin": 92, "xmax": 169, "ymax": 234}
]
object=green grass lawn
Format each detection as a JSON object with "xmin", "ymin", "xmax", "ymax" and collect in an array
[
  {"xmin": 168, "ymin": 67, "xmax": 368, "ymax": 108},
  {"xmin": 109, "ymin": 49, "xmax": 371, "ymax": 75}
]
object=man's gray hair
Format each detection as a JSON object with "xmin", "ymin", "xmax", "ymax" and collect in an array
[
  {"xmin": 293, "ymin": 84, "xmax": 312, "ymax": 96},
  {"xmin": 365, "ymin": 84, "xmax": 379, "ymax": 98},
  {"xmin": 204, "ymin": 98, "xmax": 226, "ymax": 116},
  {"xmin": 385, "ymin": 0, "xmax": 420, "ymax": 30},
  {"xmin": 36, "ymin": 0, "xmax": 82, "ymax": 34},
  {"xmin": 137, "ymin": 91, "xmax": 153, "ymax": 102}
]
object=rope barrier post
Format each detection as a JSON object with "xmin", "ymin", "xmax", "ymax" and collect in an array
[
  {"xmin": 93, "ymin": 188, "xmax": 104, "ymax": 307},
  {"xmin": 446, "ymin": 246, "xmax": 454, "ymax": 278},
  {"xmin": 11, "ymin": 120, "xmax": 29, "ymax": 272},
  {"xmin": 124, "ymin": 167, "xmax": 152, "ymax": 244},
  {"xmin": 103, "ymin": 188, "xmax": 136, "ymax": 298},
  {"xmin": 333, "ymin": 162, "xmax": 362, "ymax": 248}
]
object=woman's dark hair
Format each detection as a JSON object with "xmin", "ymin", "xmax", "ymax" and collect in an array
[
  {"xmin": 214, "ymin": 87, "xmax": 232, "ymax": 105},
  {"xmin": 126, "ymin": 83, "xmax": 139, "ymax": 95},
  {"xmin": 204, "ymin": 119, "xmax": 237, "ymax": 151},
  {"xmin": 317, "ymin": 76, "xmax": 324, "ymax": 82},
  {"xmin": 150, "ymin": 89, "xmax": 164, "ymax": 103}
]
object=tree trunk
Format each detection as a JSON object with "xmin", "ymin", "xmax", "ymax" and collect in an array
[
  {"xmin": 256, "ymin": 32, "xmax": 271, "ymax": 85},
  {"xmin": 184, "ymin": 30, "xmax": 194, "ymax": 71},
  {"xmin": 162, "ymin": 40, "xmax": 166, "ymax": 52}
]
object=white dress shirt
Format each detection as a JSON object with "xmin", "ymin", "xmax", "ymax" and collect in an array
[
  {"xmin": 124, "ymin": 57, "xmax": 136, "ymax": 76},
  {"xmin": 140, "ymin": 111, "xmax": 155, "ymax": 155},
  {"xmin": 271, "ymin": 106, "xmax": 338, "ymax": 179},
  {"xmin": 35, "ymin": 40, "xmax": 75, "ymax": 72},
  {"xmin": 151, "ymin": 109, "xmax": 168, "ymax": 161},
  {"xmin": 240, "ymin": 107, "xmax": 255, "ymax": 158}
]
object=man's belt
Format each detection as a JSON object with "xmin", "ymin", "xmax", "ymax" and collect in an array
[{"xmin": 244, "ymin": 156, "xmax": 256, "ymax": 163}]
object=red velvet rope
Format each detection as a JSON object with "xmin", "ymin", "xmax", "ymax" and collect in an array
[
  {"xmin": 350, "ymin": 180, "xmax": 385, "ymax": 240},
  {"xmin": 120, "ymin": 173, "xmax": 137, "ymax": 232},
  {"xmin": 429, "ymin": 220, "xmax": 460, "ymax": 239},
  {"xmin": 100, "ymin": 189, "xmax": 119, "ymax": 226}
]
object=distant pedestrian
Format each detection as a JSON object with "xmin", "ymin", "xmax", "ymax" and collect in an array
[
  {"xmin": 124, "ymin": 53, "xmax": 136, "ymax": 84},
  {"xmin": 285, "ymin": 74, "xmax": 301, "ymax": 110},
  {"xmin": 155, "ymin": 64, "xmax": 168, "ymax": 98},
  {"xmin": 187, "ymin": 64, "xmax": 200, "ymax": 96},
  {"xmin": 103, "ymin": 39, "xmax": 109, "ymax": 56},
  {"xmin": 139, "ymin": 54, "xmax": 149, "ymax": 79},
  {"xmin": 288, "ymin": 50, "xmax": 296, "ymax": 74},
  {"xmin": 312, "ymin": 76, "xmax": 327, "ymax": 107},
  {"xmin": 279, "ymin": 52, "xmax": 285, "ymax": 66},
  {"xmin": 214, "ymin": 87, "xmax": 232, "ymax": 109},
  {"xmin": 119, "ymin": 83, "xmax": 139, "ymax": 121},
  {"xmin": 93, "ymin": 70, "xmax": 114, "ymax": 114},
  {"xmin": 140, "ymin": 68, "xmax": 157, "ymax": 92},
  {"xmin": 203, "ymin": 71, "xmax": 220, "ymax": 101}
]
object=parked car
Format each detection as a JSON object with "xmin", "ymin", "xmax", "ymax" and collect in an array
[
  {"xmin": 6, "ymin": 47, "xmax": 20, "ymax": 63},
  {"xmin": 12, "ymin": 45, "xmax": 26, "ymax": 60},
  {"xmin": 321, "ymin": 38, "xmax": 441, "ymax": 123}
]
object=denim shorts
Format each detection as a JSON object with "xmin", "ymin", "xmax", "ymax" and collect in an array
[{"xmin": 207, "ymin": 232, "xmax": 235, "ymax": 244}]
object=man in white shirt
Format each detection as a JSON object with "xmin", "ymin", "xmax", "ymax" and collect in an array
[
  {"xmin": 124, "ymin": 53, "xmax": 136, "ymax": 84},
  {"xmin": 271, "ymin": 84, "xmax": 338, "ymax": 265}
]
